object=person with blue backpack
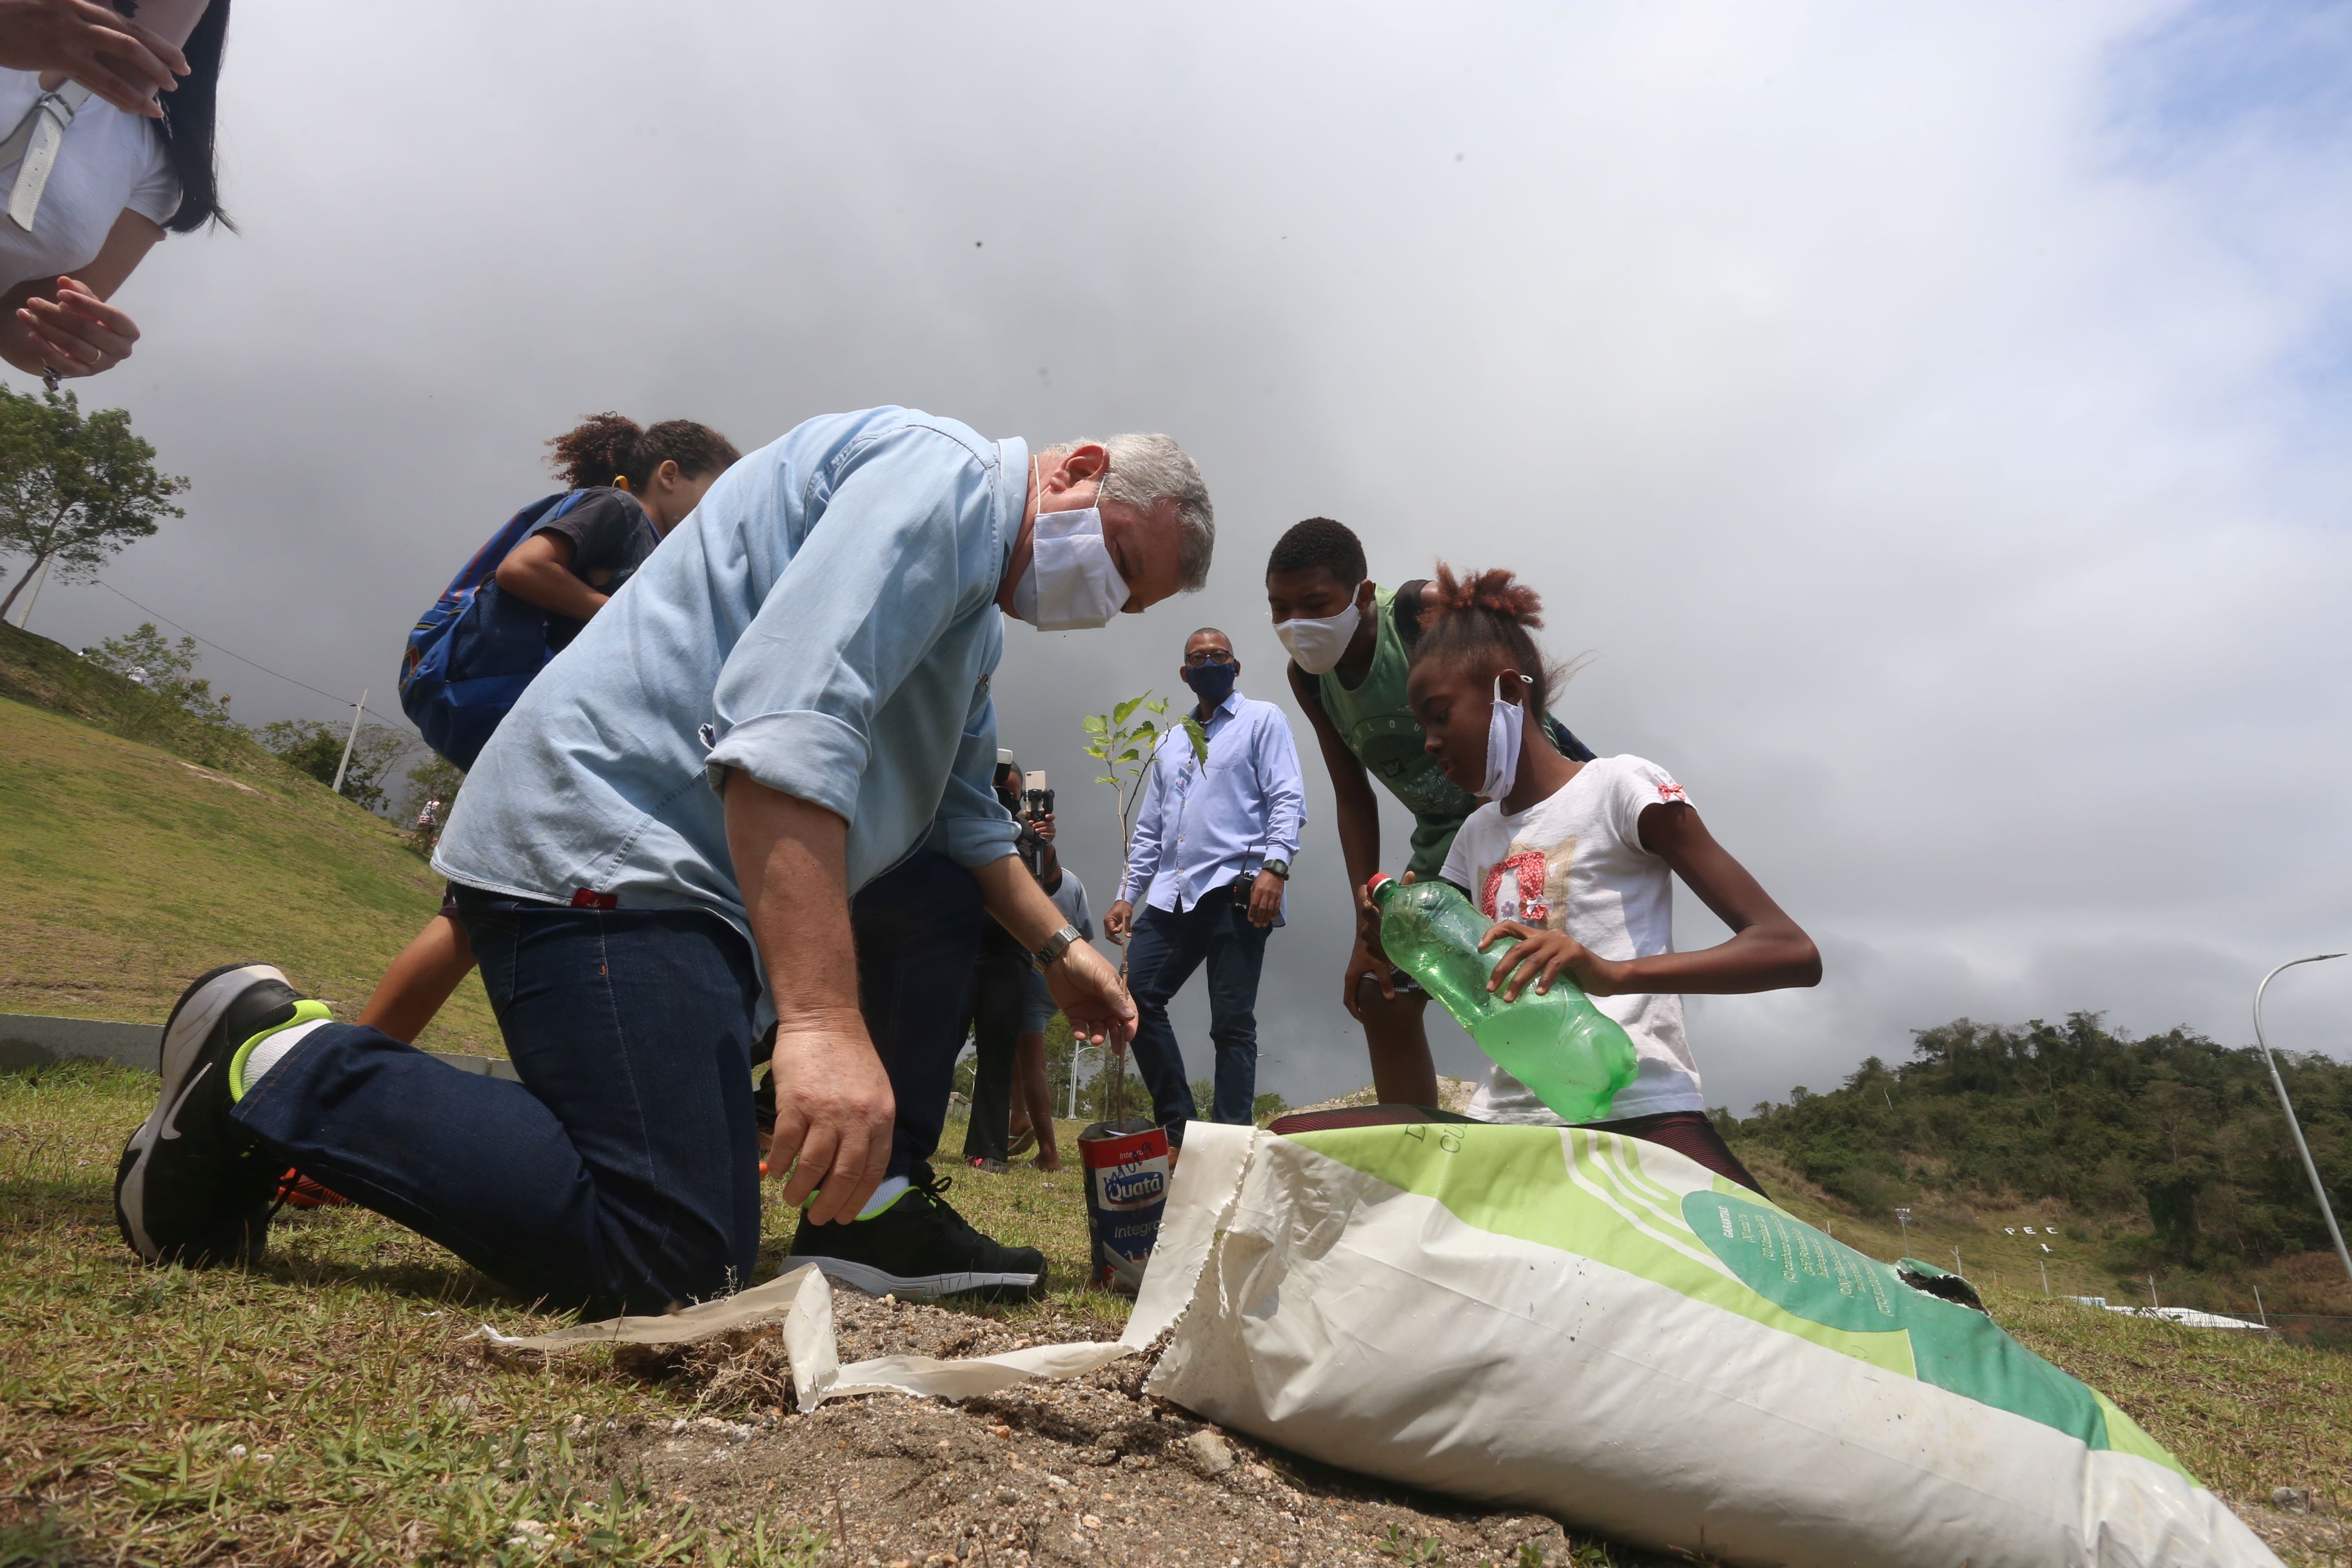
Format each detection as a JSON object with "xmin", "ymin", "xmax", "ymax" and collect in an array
[{"xmin": 357, "ymin": 412, "xmax": 738, "ymax": 1045}]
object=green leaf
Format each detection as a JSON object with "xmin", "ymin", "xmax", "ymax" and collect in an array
[
  {"xmin": 1180, "ymin": 716, "xmax": 1210, "ymax": 767},
  {"xmin": 1113, "ymin": 694, "xmax": 1148, "ymax": 727},
  {"xmin": 1082, "ymin": 713, "xmax": 1108, "ymax": 735},
  {"xmin": 1095, "ymin": 774, "xmax": 1119, "ymax": 786},
  {"xmin": 1147, "ymin": 697, "xmax": 1170, "ymax": 714},
  {"xmin": 1117, "ymin": 748, "xmax": 1139, "ymax": 761}
]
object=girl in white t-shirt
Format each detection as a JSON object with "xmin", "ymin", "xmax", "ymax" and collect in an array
[
  {"xmin": 1402, "ymin": 564, "xmax": 1821, "ymax": 1191},
  {"xmin": 0, "ymin": 0, "xmax": 234, "ymax": 382}
]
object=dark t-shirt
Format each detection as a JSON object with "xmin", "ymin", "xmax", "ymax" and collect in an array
[
  {"xmin": 534, "ymin": 487, "xmax": 659, "ymax": 593},
  {"xmin": 528, "ymin": 487, "xmax": 658, "ymax": 649}
]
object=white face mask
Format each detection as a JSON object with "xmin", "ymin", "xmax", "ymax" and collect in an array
[
  {"xmin": 1275, "ymin": 600, "xmax": 1361, "ymax": 674},
  {"xmin": 1482, "ymin": 674, "xmax": 1526, "ymax": 801},
  {"xmin": 1011, "ymin": 503, "xmax": 1129, "ymax": 625},
  {"xmin": 1012, "ymin": 489, "xmax": 1130, "ymax": 632}
]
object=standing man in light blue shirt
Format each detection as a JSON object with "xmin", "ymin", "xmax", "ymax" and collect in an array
[
  {"xmin": 1105, "ymin": 629, "xmax": 1306, "ymax": 1145},
  {"xmin": 114, "ymin": 408, "xmax": 1215, "ymax": 1315}
]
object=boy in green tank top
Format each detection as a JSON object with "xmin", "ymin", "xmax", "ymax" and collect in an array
[{"xmin": 1266, "ymin": 518, "xmax": 1593, "ymax": 1104}]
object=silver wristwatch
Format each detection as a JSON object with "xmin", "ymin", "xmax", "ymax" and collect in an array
[{"xmin": 1032, "ymin": 923, "xmax": 1083, "ymax": 972}]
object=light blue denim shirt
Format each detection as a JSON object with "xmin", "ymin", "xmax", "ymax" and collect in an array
[
  {"xmin": 1117, "ymin": 689, "xmax": 1306, "ymax": 923},
  {"xmin": 435, "ymin": 407, "xmax": 1025, "ymax": 934}
]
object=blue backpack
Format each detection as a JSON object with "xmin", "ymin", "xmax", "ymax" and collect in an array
[{"xmin": 398, "ymin": 491, "xmax": 588, "ymax": 770}]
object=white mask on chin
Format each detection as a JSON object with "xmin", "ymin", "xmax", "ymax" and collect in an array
[
  {"xmin": 1482, "ymin": 675, "xmax": 1526, "ymax": 801},
  {"xmin": 1275, "ymin": 600, "xmax": 1362, "ymax": 674}
]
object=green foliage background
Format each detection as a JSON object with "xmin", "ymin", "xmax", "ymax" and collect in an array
[{"xmin": 1730, "ymin": 1012, "xmax": 2352, "ymax": 1290}]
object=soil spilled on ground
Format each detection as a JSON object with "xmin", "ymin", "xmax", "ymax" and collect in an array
[{"xmin": 525, "ymin": 1286, "xmax": 1629, "ymax": 1567}]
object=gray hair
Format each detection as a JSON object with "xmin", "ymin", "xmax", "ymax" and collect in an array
[{"xmin": 1042, "ymin": 434, "xmax": 1214, "ymax": 592}]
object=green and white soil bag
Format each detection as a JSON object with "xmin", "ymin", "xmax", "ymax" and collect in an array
[
  {"xmin": 487, "ymin": 1121, "xmax": 2275, "ymax": 1567},
  {"xmin": 1144, "ymin": 1121, "xmax": 2276, "ymax": 1568}
]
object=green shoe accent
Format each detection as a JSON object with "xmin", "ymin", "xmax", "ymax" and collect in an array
[{"xmin": 227, "ymin": 1000, "xmax": 333, "ymax": 1100}]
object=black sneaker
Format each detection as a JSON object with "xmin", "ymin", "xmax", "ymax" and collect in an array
[
  {"xmin": 113, "ymin": 963, "xmax": 303, "ymax": 1267},
  {"xmin": 786, "ymin": 1162, "xmax": 1046, "ymax": 1302}
]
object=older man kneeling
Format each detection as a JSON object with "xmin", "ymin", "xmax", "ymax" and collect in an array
[{"xmin": 113, "ymin": 408, "xmax": 1213, "ymax": 1315}]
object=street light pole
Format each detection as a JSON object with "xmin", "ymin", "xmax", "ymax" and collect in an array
[
  {"xmin": 2253, "ymin": 954, "xmax": 2352, "ymax": 1288},
  {"xmin": 329, "ymin": 689, "xmax": 370, "ymax": 798}
]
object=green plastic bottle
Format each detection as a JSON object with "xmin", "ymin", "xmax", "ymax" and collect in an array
[{"xmin": 1367, "ymin": 873, "xmax": 1640, "ymax": 1122}]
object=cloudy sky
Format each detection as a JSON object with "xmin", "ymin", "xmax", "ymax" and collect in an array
[{"xmin": 13, "ymin": 1, "xmax": 2350, "ymax": 1111}]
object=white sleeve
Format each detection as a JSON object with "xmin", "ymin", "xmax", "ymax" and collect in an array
[
  {"xmin": 1437, "ymin": 806, "xmax": 1491, "ymax": 894},
  {"xmin": 1608, "ymin": 756, "xmax": 1691, "ymax": 852},
  {"xmin": 124, "ymin": 126, "xmax": 180, "ymax": 226}
]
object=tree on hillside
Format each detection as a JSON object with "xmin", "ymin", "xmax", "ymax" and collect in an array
[
  {"xmin": 402, "ymin": 752, "xmax": 464, "ymax": 850},
  {"xmin": 255, "ymin": 718, "xmax": 415, "ymax": 814},
  {"xmin": 403, "ymin": 752, "xmax": 464, "ymax": 819},
  {"xmin": 1732, "ymin": 1010, "xmax": 2352, "ymax": 1276},
  {"xmin": 0, "ymin": 387, "xmax": 185, "ymax": 623},
  {"xmin": 84, "ymin": 623, "xmax": 234, "ymax": 727}
]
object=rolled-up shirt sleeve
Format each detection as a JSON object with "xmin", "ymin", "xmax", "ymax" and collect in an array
[
  {"xmin": 930, "ymin": 683, "xmax": 1020, "ymax": 870},
  {"xmin": 702, "ymin": 428, "xmax": 992, "ymax": 821}
]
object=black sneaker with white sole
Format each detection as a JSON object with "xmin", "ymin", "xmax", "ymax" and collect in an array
[
  {"xmin": 113, "ymin": 962, "xmax": 304, "ymax": 1267},
  {"xmin": 786, "ymin": 1162, "xmax": 1047, "ymax": 1302}
]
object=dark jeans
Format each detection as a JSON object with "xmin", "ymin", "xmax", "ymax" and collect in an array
[
  {"xmin": 231, "ymin": 852, "xmax": 983, "ymax": 1317},
  {"xmin": 1125, "ymin": 885, "xmax": 1271, "ymax": 1144},
  {"xmin": 959, "ymin": 939, "xmax": 1030, "ymax": 1164}
]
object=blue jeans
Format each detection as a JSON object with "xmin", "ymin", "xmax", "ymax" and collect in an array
[
  {"xmin": 1124, "ymin": 885, "xmax": 1271, "ymax": 1144},
  {"xmin": 957, "ymin": 940, "xmax": 1030, "ymax": 1164},
  {"xmin": 230, "ymin": 852, "xmax": 983, "ymax": 1316}
]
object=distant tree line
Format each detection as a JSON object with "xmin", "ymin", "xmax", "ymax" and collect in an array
[
  {"xmin": 82, "ymin": 622, "xmax": 454, "ymax": 823},
  {"xmin": 1727, "ymin": 1012, "xmax": 2352, "ymax": 1271}
]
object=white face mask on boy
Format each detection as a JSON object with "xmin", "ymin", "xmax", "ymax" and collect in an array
[
  {"xmin": 1011, "ymin": 462, "xmax": 1131, "ymax": 631},
  {"xmin": 1275, "ymin": 600, "xmax": 1362, "ymax": 674}
]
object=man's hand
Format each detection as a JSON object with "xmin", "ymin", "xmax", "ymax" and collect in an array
[
  {"xmin": 1044, "ymin": 940, "xmax": 1137, "ymax": 1053},
  {"xmin": 1478, "ymin": 921, "xmax": 1631, "ymax": 1003},
  {"xmin": 1245, "ymin": 869, "xmax": 1283, "ymax": 928},
  {"xmin": 768, "ymin": 1008, "xmax": 896, "ymax": 1224},
  {"xmin": 0, "ymin": 0, "xmax": 186, "ymax": 117},
  {"xmin": 1104, "ymin": 898, "xmax": 1133, "ymax": 944},
  {"xmin": 1030, "ymin": 811, "xmax": 1055, "ymax": 842},
  {"xmin": 1342, "ymin": 939, "xmax": 1395, "ymax": 1021},
  {"xmin": 13, "ymin": 277, "xmax": 138, "ymax": 379},
  {"xmin": 724, "ymin": 777, "xmax": 883, "ymax": 1224}
]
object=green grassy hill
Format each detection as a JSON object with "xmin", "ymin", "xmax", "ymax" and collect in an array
[
  {"xmin": 1725, "ymin": 1015, "xmax": 2352, "ymax": 1320},
  {"xmin": 0, "ymin": 622, "xmax": 499, "ymax": 1053}
]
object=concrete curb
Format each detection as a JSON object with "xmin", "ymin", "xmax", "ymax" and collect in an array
[{"xmin": 0, "ymin": 1012, "xmax": 520, "ymax": 1082}]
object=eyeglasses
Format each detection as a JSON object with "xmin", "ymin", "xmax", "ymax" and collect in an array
[{"xmin": 1184, "ymin": 647, "xmax": 1235, "ymax": 667}]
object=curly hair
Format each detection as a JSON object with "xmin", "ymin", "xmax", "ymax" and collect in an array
[
  {"xmin": 545, "ymin": 414, "xmax": 741, "ymax": 493},
  {"xmin": 1265, "ymin": 517, "xmax": 1366, "ymax": 586},
  {"xmin": 1413, "ymin": 563, "xmax": 1569, "ymax": 717}
]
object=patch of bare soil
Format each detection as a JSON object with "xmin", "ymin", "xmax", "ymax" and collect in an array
[
  {"xmin": 575, "ymin": 1287, "xmax": 1645, "ymax": 1568},
  {"xmin": 2222, "ymin": 1489, "xmax": 2347, "ymax": 1567}
]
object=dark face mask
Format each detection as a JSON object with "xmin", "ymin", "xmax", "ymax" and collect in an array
[{"xmin": 1183, "ymin": 658, "xmax": 1239, "ymax": 708}]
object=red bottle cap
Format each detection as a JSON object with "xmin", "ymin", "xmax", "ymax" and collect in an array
[{"xmin": 1364, "ymin": 872, "xmax": 1396, "ymax": 899}]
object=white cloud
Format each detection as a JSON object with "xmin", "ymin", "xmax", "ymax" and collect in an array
[{"xmin": 16, "ymin": 1, "xmax": 2349, "ymax": 1110}]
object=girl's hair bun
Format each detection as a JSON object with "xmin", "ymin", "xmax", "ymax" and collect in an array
[{"xmin": 1424, "ymin": 563, "xmax": 1545, "ymax": 630}]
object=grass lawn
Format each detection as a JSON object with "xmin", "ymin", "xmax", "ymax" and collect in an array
[
  {"xmin": 0, "ymin": 697, "xmax": 502, "ymax": 1056},
  {"xmin": 5, "ymin": 1063, "xmax": 2346, "ymax": 1567}
]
